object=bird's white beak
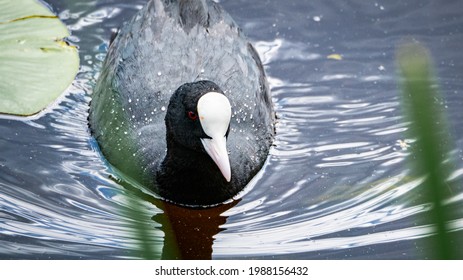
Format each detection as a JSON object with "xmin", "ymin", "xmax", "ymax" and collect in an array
[
  {"xmin": 197, "ymin": 92, "xmax": 232, "ymax": 182},
  {"xmin": 200, "ymin": 136, "xmax": 231, "ymax": 182}
]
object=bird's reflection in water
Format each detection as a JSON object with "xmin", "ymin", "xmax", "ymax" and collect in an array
[
  {"xmin": 114, "ymin": 176, "xmax": 238, "ymax": 259},
  {"xmin": 153, "ymin": 200, "xmax": 239, "ymax": 260}
]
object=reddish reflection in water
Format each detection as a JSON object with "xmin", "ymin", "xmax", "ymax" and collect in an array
[{"xmin": 153, "ymin": 200, "xmax": 239, "ymax": 260}]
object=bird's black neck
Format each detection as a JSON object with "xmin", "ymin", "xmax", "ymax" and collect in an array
[{"xmin": 156, "ymin": 138, "xmax": 233, "ymax": 206}]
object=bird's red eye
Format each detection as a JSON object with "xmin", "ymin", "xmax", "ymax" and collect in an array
[{"xmin": 187, "ymin": 111, "xmax": 198, "ymax": 120}]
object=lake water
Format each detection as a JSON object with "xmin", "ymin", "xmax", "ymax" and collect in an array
[{"xmin": 1, "ymin": 0, "xmax": 462, "ymax": 259}]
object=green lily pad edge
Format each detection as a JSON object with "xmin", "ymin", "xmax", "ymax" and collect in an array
[{"xmin": 0, "ymin": 0, "xmax": 79, "ymax": 116}]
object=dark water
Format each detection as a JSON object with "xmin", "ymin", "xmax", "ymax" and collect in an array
[{"xmin": 1, "ymin": 0, "xmax": 462, "ymax": 259}]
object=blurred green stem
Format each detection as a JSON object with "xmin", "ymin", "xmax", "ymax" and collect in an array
[{"xmin": 397, "ymin": 42, "xmax": 457, "ymax": 259}]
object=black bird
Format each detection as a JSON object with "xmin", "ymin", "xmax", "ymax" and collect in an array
[{"xmin": 89, "ymin": 0, "xmax": 274, "ymax": 207}]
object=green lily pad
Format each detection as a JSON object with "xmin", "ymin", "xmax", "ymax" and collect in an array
[{"xmin": 0, "ymin": 0, "xmax": 79, "ymax": 116}]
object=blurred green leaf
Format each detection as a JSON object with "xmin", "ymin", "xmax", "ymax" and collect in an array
[
  {"xmin": 397, "ymin": 42, "xmax": 457, "ymax": 259},
  {"xmin": 0, "ymin": 0, "xmax": 79, "ymax": 116}
]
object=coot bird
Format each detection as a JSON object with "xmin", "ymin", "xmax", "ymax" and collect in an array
[{"xmin": 89, "ymin": 0, "xmax": 274, "ymax": 207}]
